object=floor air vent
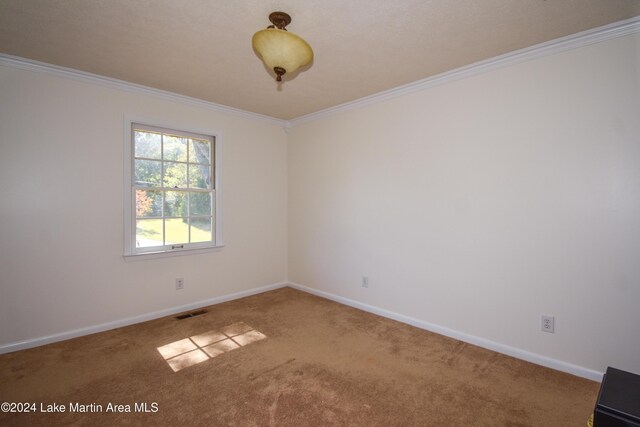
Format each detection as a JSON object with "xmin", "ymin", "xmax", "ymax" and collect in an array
[{"xmin": 175, "ymin": 309, "xmax": 208, "ymax": 320}]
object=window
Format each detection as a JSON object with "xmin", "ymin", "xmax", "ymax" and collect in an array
[{"xmin": 124, "ymin": 122, "xmax": 222, "ymax": 256}]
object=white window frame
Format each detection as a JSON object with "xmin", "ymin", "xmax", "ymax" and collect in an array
[{"xmin": 123, "ymin": 117, "xmax": 223, "ymax": 258}]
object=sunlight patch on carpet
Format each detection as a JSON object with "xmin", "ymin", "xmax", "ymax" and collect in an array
[{"xmin": 157, "ymin": 322, "xmax": 266, "ymax": 372}]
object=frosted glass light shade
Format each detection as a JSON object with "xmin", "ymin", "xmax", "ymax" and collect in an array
[{"xmin": 252, "ymin": 28, "xmax": 313, "ymax": 79}]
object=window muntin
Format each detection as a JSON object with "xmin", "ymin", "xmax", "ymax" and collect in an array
[{"xmin": 129, "ymin": 123, "xmax": 217, "ymax": 254}]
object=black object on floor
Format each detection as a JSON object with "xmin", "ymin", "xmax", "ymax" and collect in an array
[{"xmin": 594, "ymin": 367, "xmax": 640, "ymax": 426}]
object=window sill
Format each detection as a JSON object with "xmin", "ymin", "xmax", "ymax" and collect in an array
[{"xmin": 123, "ymin": 244, "xmax": 224, "ymax": 261}]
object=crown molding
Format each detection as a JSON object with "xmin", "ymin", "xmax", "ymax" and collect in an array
[
  {"xmin": 289, "ymin": 16, "xmax": 640, "ymax": 127},
  {"xmin": 0, "ymin": 53, "xmax": 289, "ymax": 128},
  {"xmin": 2, "ymin": 15, "xmax": 638, "ymax": 130}
]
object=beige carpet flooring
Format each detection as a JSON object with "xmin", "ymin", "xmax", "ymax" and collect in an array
[{"xmin": 0, "ymin": 287, "xmax": 599, "ymax": 426}]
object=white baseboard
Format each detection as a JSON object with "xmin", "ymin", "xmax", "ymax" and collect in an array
[
  {"xmin": 0, "ymin": 281, "xmax": 288, "ymax": 354},
  {"xmin": 1, "ymin": 280, "xmax": 605, "ymax": 382},
  {"xmin": 288, "ymin": 282, "xmax": 603, "ymax": 382}
]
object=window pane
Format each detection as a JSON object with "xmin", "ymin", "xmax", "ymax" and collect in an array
[
  {"xmin": 130, "ymin": 123, "xmax": 217, "ymax": 254},
  {"xmin": 135, "ymin": 160, "xmax": 162, "ymax": 187},
  {"xmin": 136, "ymin": 219, "xmax": 163, "ymax": 247},
  {"xmin": 164, "ymin": 191, "xmax": 187, "ymax": 217},
  {"xmin": 189, "ymin": 164, "xmax": 211, "ymax": 189},
  {"xmin": 163, "ymin": 135, "xmax": 187, "ymax": 161},
  {"xmin": 191, "ymin": 217, "xmax": 212, "ymax": 243},
  {"xmin": 134, "ymin": 131, "xmax": 161, "ymax": 159},
  {"xmin": 136, "ymin": 190, "xmax": 162, "ymax": 218},
  {"xmin": 165, "ymin": 218, "xmax": 189, "ymax": 245},
  {"xmin": 190, "ymin": 192, "xmax": 211, "ymax": 216},
  {"xmin": 163, "ymin": 162, "xmax": 187, "ymax": 188},
  {"xmin": 189, "ymin": 139, "xmax": 211, "ymax": 164}
]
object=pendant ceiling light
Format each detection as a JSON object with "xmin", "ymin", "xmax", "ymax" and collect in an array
[{"xmin": 252, "ymin": 12, "xmax": 313, "ymax": 82}]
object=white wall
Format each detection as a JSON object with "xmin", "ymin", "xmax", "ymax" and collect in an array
[
  {"xmin": 1, "ymin": 30, "xmax": 639, "ymax": 378},
  {"xmin": 0, "ymin": 65, "xmax": 288, "ymax": 348},
  {"xmin": 288, "ymin": 33, "xmax": 640, "ymax": 375}
]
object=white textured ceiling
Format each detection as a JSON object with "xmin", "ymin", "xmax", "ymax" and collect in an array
[{"xmin": 1, "ymin": 0, "xmax": 639, "ymax": 120}]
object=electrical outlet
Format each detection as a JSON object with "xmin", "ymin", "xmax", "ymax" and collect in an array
[
  {"xmin": 176, "ymin": 278, "xmax": 184, "ymax": 290},
  {"xmin": 541, "ymin": 314, "xmax": 554, "ymax": 333},
  {"xmin": 362, "ymin": 276, "xmax": 369, "ymax": 288}
]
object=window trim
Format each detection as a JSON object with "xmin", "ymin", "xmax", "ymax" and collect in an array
[{"xmin": 123, "ymin": 116, "xmax": 223, "ymax": 258}]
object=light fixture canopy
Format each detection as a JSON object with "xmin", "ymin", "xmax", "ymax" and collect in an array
[{"xmin": 252, "ymin": 11, "xmax": 313, "ymax": 82}]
